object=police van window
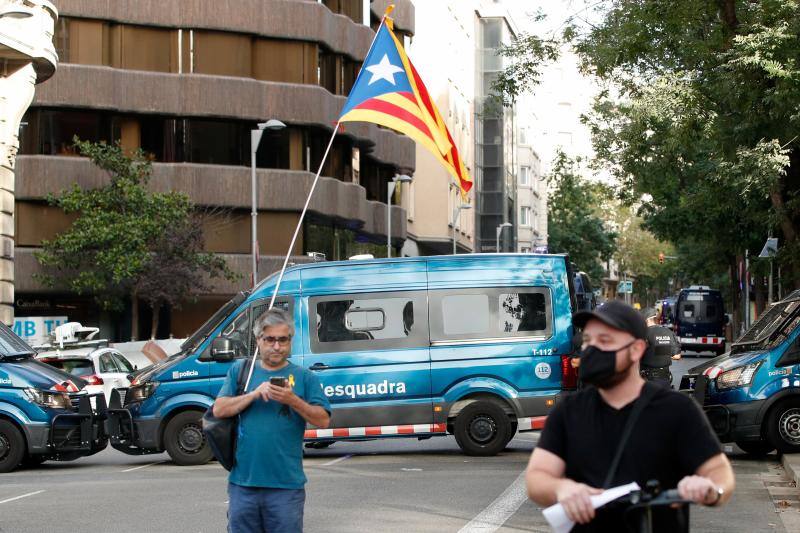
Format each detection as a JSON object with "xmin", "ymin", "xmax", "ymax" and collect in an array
[
  {"xmin": 441, "ymin": 294, "xmax": 490, "ymax": 335},
  {"xmin": 310, "ymin": 292, "xmax": 427, "ymax": 354},
  {"xmin": 500, "ymin": 292, "xmax": 547, "ymax": 332},
  {"xmin": 431, "ymin": 287, "xmax": 551, "ymax": 342}
]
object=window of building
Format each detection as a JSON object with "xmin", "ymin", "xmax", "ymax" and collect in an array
[
  {"xmin": 521, "ymin": 247, "xmax": 531, "ymax": 253},
  {"xmin": 111, "ymin": 24, "xmax": 176, "ymax": 73},
  {"xmin": 431, "ymin": 288, "xmax": 551, "ymax": 342},
  {"xmin": 310, "ymin": 292, "xmax": 427, "ymax": 353},
  {"xmin": 520, "ymin": 166, "xmax": 530, "ymax": 186},
  {"xmin": 21, "ymin": 109, "xmax": 111, "ymax": 155},
  {"xmin": 192, "ymin": 30, "xmax": 252, "ymax": 77},
  {"xmin": 520, "ymin": 206, "xmax": 530, "ymax": 226},
  {"xmin": 319, "ymin": 47, "xmax": 338, "ymax": 94}
]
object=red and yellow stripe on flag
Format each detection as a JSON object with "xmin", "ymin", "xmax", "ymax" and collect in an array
[{"xmin": 337, "ymin": 11, "xmax": 473, "ymax": 196}]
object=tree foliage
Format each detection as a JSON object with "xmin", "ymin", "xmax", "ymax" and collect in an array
[
  {"xmin": 36, "ymin": 139, "xmax": 238, "ymax": 338},
  {"xmin": 497, "ymin": 0, "xmax": 800, "ymax": 322},
  {"xmin": 547, "ymin": 153, "xmax": 617, "ymax": 281}
]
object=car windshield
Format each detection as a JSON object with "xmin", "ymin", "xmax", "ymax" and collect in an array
[
  {"xmin": 39, "ymin": 358, "xmax": 94, "ymax": 377},
  {"xmin": 735, "ymin": 299, "xmax": 800, "ymax": 350},
  {"xmin": 0, "ymin": 322, "xmax": 34, "ymax": 359},
  {"xmin": 181, "ymin": 291, "xmax": 249, "ymax": 353}
]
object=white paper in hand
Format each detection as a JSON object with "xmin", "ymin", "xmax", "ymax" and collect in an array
[{"xmin": 542, "ymin": 482, "xmax": 640, "ymax": 533}]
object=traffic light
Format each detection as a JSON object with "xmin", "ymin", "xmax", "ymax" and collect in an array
[{"xmin": 658, "ymin": 252, "xmax": 665, "ymax": 264}]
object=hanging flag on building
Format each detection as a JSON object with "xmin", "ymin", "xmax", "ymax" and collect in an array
[{"xmin": 338, "ymin": 9, "xmax": 473, "ymax": 197}]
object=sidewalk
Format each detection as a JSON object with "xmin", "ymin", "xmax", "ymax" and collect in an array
[{"xmin": 782, "ymin": 453, "xmax": 800, "ymax": 487}]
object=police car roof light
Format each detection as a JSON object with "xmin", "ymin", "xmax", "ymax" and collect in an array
[{"xmin": 54, "ymin": 322, "xmax": 100, "ymax": 348}]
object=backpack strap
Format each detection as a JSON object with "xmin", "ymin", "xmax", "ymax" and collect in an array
[
  {"xmin": 235, "ymin": 358, "xmax": 255, "ymax": 396},
  {"xmin": 602, "ymin": 382, "xmax": 657, "ymax": 488}
]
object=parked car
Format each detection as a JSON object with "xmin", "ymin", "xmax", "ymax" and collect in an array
[
  {"xmin": 34, "ymin": 323, "xmax": 135, "ymax": 404},
  {"xmin": 680, "ymin": 289, "xmax": 800, "ymax": 455},
  {"xmin": 106, "ymin": 254, "xmax": 582, "ymax": 465},
  {"xmin": 675, "ymin": 286, "xmax": 727, "ymax": 355},
  {"xmin": 0, "ymin": 322, "xmax": 106, "ymax": 472}
]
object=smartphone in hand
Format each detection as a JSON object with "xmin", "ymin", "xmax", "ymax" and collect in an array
[{"xmin": 269, "ymin": 376, "xmax": 288, "ymax": 388}]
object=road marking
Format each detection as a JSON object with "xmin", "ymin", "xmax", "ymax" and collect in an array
[
  {"xmin": 121, "ymin": 461, "xmax": 165, "ymax": 472},
  {"xmin": 458, "ymin": 470, "xmax": 528, "ymax": 533},
  {"xmin": 322, "ymin": 454, "xmax": 353, "ymax": 466},
  {"xmin": 0, "ymin": 490, "xmax": 45, "ymax": 505}
]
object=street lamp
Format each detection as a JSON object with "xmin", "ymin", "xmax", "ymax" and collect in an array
[
  {"xmin": 496, "ymin": 222, "xmax": 512, "ymax": 253},
  {"xmin": 452, "ymin": 203, "xmax": 472, "ymax": 254},
  {"xmin": 387, "ymin": 174, "xmax": 412, "ymax": 258},
  {"xmin": 251, "ymin": 119, "xmax": 286, "ymax": 287}
]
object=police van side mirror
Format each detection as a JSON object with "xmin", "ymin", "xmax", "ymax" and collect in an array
[{"xmin": 210, "ymin": 338, "xmax": 236, "ymax": 362}]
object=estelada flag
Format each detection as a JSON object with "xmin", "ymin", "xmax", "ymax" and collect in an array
[{"xmin": 338, "ymin": 13, "xmax": 473, "ymax": 197}]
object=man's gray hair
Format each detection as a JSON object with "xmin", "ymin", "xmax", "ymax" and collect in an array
[{"xmin": 253, "ymin": 307, "xmax": 295, "ymax": 337}]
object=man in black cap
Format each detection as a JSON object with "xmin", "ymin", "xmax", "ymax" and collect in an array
[
  {"xmin": 641, "ymin": 307, "xmax": 682, "ymax": 388},
  {"xmin": 525, "ymin": 300, "xmax": 734, "ymax": 532}
]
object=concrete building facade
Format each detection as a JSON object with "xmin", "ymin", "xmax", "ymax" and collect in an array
[{"xmin": 15, "ymin": 0, "xmax": 416, "ymax": 339}]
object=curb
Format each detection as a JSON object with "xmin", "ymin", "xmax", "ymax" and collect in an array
[{"xmin": 781, "ymin": 453, "xmax": 800, "ymax": 486}]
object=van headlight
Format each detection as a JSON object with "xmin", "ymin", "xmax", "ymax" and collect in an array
[
  {"xmin": 24, "ymin": 388, "xmax": 72, "ymax": 410},
  {"xmin": 716, "ymin": 362, "xmax": 761, "ymax": 391},
  {"xmin": 127, "ymin": 381, "xmax": 159, "ymax": 403}
]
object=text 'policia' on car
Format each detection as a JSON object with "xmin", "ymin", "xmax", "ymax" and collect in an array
[
  {"xmin": 105, "ymin": 253, "xmax": 583, "ymax": 465},
  {"xmin": 0, "ymin": 322, "xmax": 107, "ymax": 473}
]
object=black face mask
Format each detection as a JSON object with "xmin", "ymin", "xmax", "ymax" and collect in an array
[{"xmin": 579, "ymin": 339, "xmax": 637, "ymax": 389}]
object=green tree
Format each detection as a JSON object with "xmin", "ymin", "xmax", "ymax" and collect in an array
[
  {"xmin": 547, "ymin": 153, "xmax": 617, "ymax": 281},
  {"xmin": 35, "ymin": 139, "xmax": 237, "ymax": 339},
  {"xmin": 496, "ymin": 1, "xmax": 800, "ymax": 325}
]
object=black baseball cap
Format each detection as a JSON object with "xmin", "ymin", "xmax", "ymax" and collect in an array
[{"xmin": 573, "ymin": 300, "xmax": 648, "ymax": 340}]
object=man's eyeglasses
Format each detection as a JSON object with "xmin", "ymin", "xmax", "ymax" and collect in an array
[{"xmin": 258, "ymin": 335, "xmax": 292, "ymax": 346}]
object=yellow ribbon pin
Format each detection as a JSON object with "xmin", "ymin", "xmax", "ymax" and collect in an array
[{"xmin": 288, "ymin": 374, "xmax": 295, "ymax": 388}]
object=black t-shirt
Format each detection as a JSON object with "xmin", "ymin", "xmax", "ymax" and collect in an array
[
  {"xmin": 538, "ymin": 384, "xmax": 722, "ymax": 532},
  {"xmin": 643, "ymin": 325, "xmax": 681, "ymax": 368}
]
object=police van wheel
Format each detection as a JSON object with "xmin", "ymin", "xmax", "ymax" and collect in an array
[
  {"xmin": 735, "ymin": 440, "xmax": 774, "ymax": 456},
  {"xmin": 454, "ymin": 401, "xmax": 511, "ymax": 456},
  {"xmin": 164, "ymin": 411, "xmax": 214, "ymax": 466},
  {"xmin": 766, "ymin": 399, "xmax": 800, "ymax": 454},
  {"xmin": 0, "ymin": 420, "xmax": 25, "ymax": 473}
]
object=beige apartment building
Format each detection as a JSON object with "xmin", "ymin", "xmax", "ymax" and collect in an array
[{"xmin": 15, "ymin": 0, "xmax": 416, "ymax": 340}]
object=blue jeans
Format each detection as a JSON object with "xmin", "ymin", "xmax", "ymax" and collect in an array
[{"xmin": 228, "ymin": 483, "xmax": 305, "ymax": 533}]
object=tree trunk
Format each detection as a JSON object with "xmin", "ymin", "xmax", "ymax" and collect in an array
[
  {"xmin": 131, "ymin": 292, "xmax": 139, "ymax": 341},
  {"xmin": 150, "ymin": 304, "xmax": 160, "ymax": 340}
]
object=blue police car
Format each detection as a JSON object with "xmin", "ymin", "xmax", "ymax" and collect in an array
[
  {"xmin": 106, "ymin": 254, "xmax": 582, "ymax": 463},
  {"xmin": 0, "ymin": 321, "xmax": 107, "ymax": 472},
  {"xmin": 681, "ymin": 289, "xmax": 800, "ymax": 455}
]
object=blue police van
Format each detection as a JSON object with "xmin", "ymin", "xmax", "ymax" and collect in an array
[
  {"xmin": 106, "ymin": 254, "xmax": 580, "ymax": 463},
  {"xmin": 680, "ymin": 289, "xmax": 800, "ymax": 455},
  {"xmin": 675, "ymin": 286, "xmax": 728, "ymax": 355},
  {"xmin": 0, "ymin": 321, "xmax": 107, "ymax": 472}
]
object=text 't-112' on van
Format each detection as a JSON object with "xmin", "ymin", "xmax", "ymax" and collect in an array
[{"xmin": 105, "ymin": 254, "xmax": 581, "ymax": 464}]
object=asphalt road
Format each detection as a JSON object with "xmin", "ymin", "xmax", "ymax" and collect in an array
[{"xmin": 1, "ymin": 431, "xmax": 799, "ymax": 532}]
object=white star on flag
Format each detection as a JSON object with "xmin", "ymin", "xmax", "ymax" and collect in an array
[{"xmin": 365, "ymin": 54, "xmax": 404, "ymax": 86}]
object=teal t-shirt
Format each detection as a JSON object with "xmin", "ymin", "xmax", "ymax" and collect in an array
[{"xmin": 217, "ymin": 359, "xmax": 331, "ymax": 489}]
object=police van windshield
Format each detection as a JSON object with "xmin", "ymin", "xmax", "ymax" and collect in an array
[
  {"xmin": 678, "ymin": 293, "xmax": 722, "ymax": 323},
  {"xmin": 0, "ymin": 322, "xmax": 35, "ymax": 359},
  {"xmin": 735, "ymin": 299, "xmax": 800, "ymax": 351}
]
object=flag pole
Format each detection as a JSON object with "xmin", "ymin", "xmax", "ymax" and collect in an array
[{"xmin": 244, "ymin": 8, "xmax": 395, "ymax": 390}]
